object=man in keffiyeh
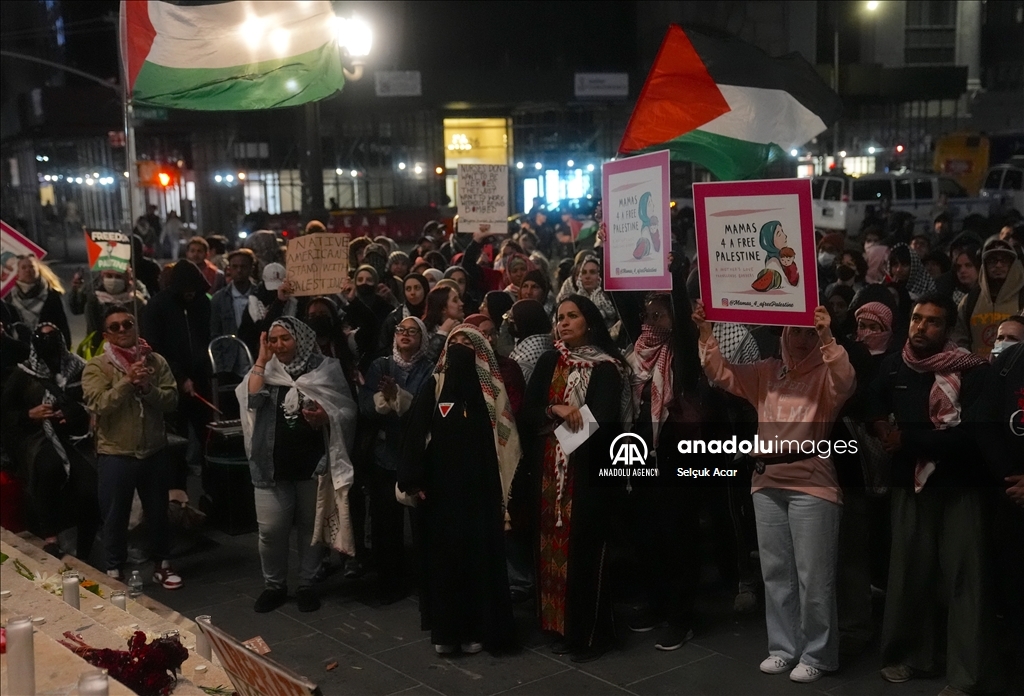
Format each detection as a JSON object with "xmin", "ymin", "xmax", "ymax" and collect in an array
[
  {"xmin": 81, "ymin": 304, "xmax": 181, "ymax": 589},
  {"xmin": 864, "ymin": 293, "xmax": 1004, "ymax": 694}
]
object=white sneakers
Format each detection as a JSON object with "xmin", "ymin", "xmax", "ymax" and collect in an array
[
  {"xmin": 434, "ymin": 643, "xmax": 482, "ymax": 655},
  {"xmin": 759, "ymin": 656, "xmax": 792, "ymax": 674},
  {"xmin": 759, "ymin": 657, "xmax": 826, "ymax": 683},
  {"xmin": 789, "ymin": 663, "xmax": 824, "ymax": 683}
]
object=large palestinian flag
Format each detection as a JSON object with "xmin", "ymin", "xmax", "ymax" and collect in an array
[
  {"xmin": 120, "ymin": 0, "xmax": 345, "ymax": 110},
  {"xmin": 619, "ymin": 26, "xmax": 842, "ymax": 181}
]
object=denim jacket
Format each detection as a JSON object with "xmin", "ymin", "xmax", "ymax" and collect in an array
[{"xmin": 246, "ymin": 383, "xmax": 329, "ymax": 488}]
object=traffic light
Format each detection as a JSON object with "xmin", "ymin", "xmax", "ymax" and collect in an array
[{"xmin": 137, "ymin": 161, "xmax": 180, "ymax": 188}]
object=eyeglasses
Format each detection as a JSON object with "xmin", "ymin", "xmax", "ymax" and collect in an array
[
  {"xmin": 395, "ymin": 326, "xmax": 421, "ymax": 336},
  {"xmin": 105, "ymin": 319, "xmax": 135, "ymax": 333}
]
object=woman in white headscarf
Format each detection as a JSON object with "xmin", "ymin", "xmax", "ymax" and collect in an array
[{"xmin": 237, "ymin": 316, "xmax": 357, "ymax": 614}]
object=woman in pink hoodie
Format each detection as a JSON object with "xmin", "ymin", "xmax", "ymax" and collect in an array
[{"xmin": 693, "ymin": 301, "xmax": 856, "ymax": 683}]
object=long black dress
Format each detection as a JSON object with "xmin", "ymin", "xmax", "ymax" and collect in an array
[{"xmin": 398, "ymin": 349, "xmax": 515, "ymax": 651}]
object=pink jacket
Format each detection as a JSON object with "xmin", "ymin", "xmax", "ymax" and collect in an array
[{"xmin": 699, "ymin": 329, "xmax": 856, "ymax": 504}]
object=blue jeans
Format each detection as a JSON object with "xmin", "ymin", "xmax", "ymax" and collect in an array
[
  {"xmin": 253, "ymin": 480, "xmax": 323, "ymax": 590},
  {"xmin": 97, "ymin": 453, "xmax": 171, "ymax": 572},
  {"xmin": 752, "ymin": 488, "xmax": 842, "ymax": 671}
]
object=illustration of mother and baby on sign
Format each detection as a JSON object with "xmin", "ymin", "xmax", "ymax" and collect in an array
[{"xmin": 750, "ymin": 220, "xmax": 800, "ymax": 292}]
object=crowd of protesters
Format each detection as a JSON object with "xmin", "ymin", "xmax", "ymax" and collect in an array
[{"xmin": 1, "ymin": 203, "xmax": 1022, "ymax": 694}]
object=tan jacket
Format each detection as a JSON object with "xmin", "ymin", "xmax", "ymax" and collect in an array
[{"xmin": 81, "ymin": 351, "xmax": 178, "ymax": 458}]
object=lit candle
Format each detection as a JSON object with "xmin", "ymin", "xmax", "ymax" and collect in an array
[
  {"xmin": 110, "ymin": 591, "xmax": 127, "ymax": 611},
  {"xmin": 77, "ymin": 669, "xmax": 109, "ymax": 696},
  {"xmin": 6, "ymin": 615, "xmax": 35, "ymax": 694},
  {"xmin": 62, "ymin": 571, "xmax": 81, "ymax": 610},
  {"xmin": 194, "ymin": 615, "xmax": 212, "ymax": 660}
]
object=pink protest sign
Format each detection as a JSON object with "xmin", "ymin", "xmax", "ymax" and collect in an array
[
  {"xmin": 602, "ymin": 150, "xmax": 672, "ymax": 291},
  {"xmin": 1, "ymin": 219, "xmax": 47, "ymax": 298},
  {"xmin": 694, "ymin": 178, "xmax": 817, "ymax": 327}
]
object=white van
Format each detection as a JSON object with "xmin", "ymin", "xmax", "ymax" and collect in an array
[
  {"xmin": 810, "ymin": 176, "xmax": 849, "ymax": 232},
  {"xmin": 979, "ymin": 163, "xmax": 1024, "ymax": 220},
  {"xmin": 813, "ymin": 172, "xmax": 992, "ymax": 237}
]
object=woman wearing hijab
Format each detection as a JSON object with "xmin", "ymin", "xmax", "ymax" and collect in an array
[
  {"xmin": 387, "ymin": 250, "xmax": 410, "ymax": 280},
  {"xmin": 887, "ymin": 242, "xmax": 936, "ymax": 301},
  {"xmin": 507, "ymin": 299, "xmax": 553, "ymax": 384},
  {"xmin": 379, "ymin": 273, "xmax": 429, "ymax": 354},
  {"xmin": 555, "ymin": 256, "xmax": 618, "ymax": 332},
  {"xmin": 693, "ymin": 300, "xmax": 856, "ymax": 683},
  {"xmin": 238, "ymin": 317, "xmax": 358, "ymax": 614},
  {"xmin": 519, "ymin": 294, "xmax": 628, "ymax": 663},
  {"xmin": 1, "ymin": 322, "xmax": 99, "ymax": 559},
  {"xmin": 4, "ymin": 255, "xmax": 71, "ymax": 346},
  {"xmin": 361, "ymin": 316, "xmax": 433, "ymax": 604},
  {"xmin": 422, "ymin": 285, "xmax": 464, "ymax": 362},
  {"xmin": 502, "ymin": 253, "xmax": 535, "ymax": 298},
  {"xmin": 398, "ymin": 324, "xmax": 520, "ymax": 655}
]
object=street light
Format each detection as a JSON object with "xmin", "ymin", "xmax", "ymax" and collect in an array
[
  {"xmin": 335, "ymin": 15, "xmax": 373, "ymax": 81},
  {"xmin": 866, "ymin": 1, "xmax": 880, "ymax": 10}
]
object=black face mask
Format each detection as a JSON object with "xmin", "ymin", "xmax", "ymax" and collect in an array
[
  {"xmin": 355, "ymin": 284, "xmax": 376, "ymax": 300},
  {"xmin": 32, "ymin": 330, "xmax": 65, "ymax": 372},
  {"xmin": 306, "ymin": 315, "xmax": 334, "ymax": 338},
  {"xmin": 836, "ymin": 265, "xmax": 856, "ymax": 282}
]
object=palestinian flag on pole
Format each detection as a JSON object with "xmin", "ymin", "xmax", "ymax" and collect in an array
[
  {"xmin": 619, "ymin": 25, "xmax": 841, "ymax": 180},
  {"xmin": 120, "ymin": 0, "xmax": 344, "ymax": 110}
]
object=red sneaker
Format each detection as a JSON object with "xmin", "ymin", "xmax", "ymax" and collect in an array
[{"xmin": 153, "ymin": 561, "xmax": 183, "ymax": 590}]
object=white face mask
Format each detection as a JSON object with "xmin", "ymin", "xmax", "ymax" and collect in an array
[
  {"xmin": 990, "ymin": 339, "xmax": 1017, "ymax": 359},
  {"xmin": 818, "ymin": 251, "xmax": 836, "ymax": 268},
  {"xmin": 103, "ymin": 277, "xmax": 126, "ymax": 294}
]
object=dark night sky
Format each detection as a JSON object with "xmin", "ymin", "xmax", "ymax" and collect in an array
[{"xmin": 61, "ymin": 0, "xmax": 120, "ymax": 82}]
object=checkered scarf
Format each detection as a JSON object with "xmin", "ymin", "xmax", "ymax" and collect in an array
[
  {"xmin": 435, "ymin": 325, "xmax": 521, "ymax": 512},
  {"xmin": 627, "ymin": 325, "xmax": 674, "ymax": 447},
  {"xmin": 901, "ymin": 339, "xmax": 987, "ymax": 490}
]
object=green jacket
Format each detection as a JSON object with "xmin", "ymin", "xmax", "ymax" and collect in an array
[{"xmin": 82, "ymin": 350, "xmax": 178, "ymax": 458}]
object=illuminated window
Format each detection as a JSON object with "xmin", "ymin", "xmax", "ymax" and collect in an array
[{"xmin": 443, "ymin": 118, "xmax": 510, "ymax": 207}]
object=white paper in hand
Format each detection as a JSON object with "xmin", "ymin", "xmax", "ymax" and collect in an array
[{"xmin": 554, "ymin": 405, "xmax": 599, "ymax": 456}]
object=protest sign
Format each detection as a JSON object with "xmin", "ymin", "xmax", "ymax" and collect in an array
[
  {"xmin": 694, "ymin": 178, "xmax": 817, "ymax": 327},
  {"xmin": 602, "ymin": 150, "xmax": 671, "ymax": 291},
  {"xmin": 457, "ymin": 164, "xmax": 508, "ymax": 235},
  {"xmin": 85, "ymin": 229, "xmax": 132, "ymax": 274},
  {"xmin": 285, "ymin": 232, "xmax": 350, "ymax": 296},
  {"xmin": 196, "ymin": 618, "xmax": 321, "ymax": 696},
  {"xmin": 1, "ymin": 219, "xmax": 47, "ymax": 297}
]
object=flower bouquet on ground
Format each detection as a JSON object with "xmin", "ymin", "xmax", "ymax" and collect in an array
[{"xmin": 60, "ymin": 630, "xmax": 189, "ymax": 696}]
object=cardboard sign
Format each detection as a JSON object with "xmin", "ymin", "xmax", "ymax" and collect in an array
[
  {"xmin": 196, "ymin": 618, "xmax": 321, "ymax": 696},
  {"xmin": 457, "ymin": 164, "xmax": 508, "ymax": 235},
  {"xmin": 1, "ymin": 219, "xmax": 47, "ymax": 297},
  {"xmin": 285, "ymin": 233, "xmax": 350, "ymax": 297},
  {"xmin": 602, "ymin": 150, "xmax": 672, "ymax": 291},
  {"xmin": 85, "ymin": 229, "xmax": 132, "ymax": 274},
  {"xmin": 694, "ymin": 178, "xmax": 817, "ymax": 327}
]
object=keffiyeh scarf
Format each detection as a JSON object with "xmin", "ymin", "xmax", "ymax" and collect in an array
[
  {"xmin": 890, "ymin": 243, "xmax": 936, "ymax": 300},
  {"xmin": 900, "ymin": 339, "xmax": 987, "ymax": 491},
  {"xmin": 550, "ymin": 339, "xmax": 629, "ymax": 526},
  {"xmin": 9, "ymin": 280, "xmax": 48, "ymax": 330},
  {"xmin": 435, "ymin": 325, "xmax": 522, "ymax": 518},
  {"xmin": 392, "ymin": 316, "xmax": 427, "ymax": 371},
  {"xmin": 19, "ymin": 323, "xmax": 86, "ymax": 475},
  {"xmin": 509, "ymin": 333, "xmax": 553, "ymax": 383},
  {"xmin": 627, "ymin": 325, "xmax": 674, "ymax": 447}
]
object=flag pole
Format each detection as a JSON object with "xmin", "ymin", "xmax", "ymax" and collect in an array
[{"xmin": 118, "ymin": 4, "xmax": 142, "ymax": 358}]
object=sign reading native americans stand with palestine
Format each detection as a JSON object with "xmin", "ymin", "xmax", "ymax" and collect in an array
[
  {"xmin": 120, "ymin": 0, "xmax": 345, "ymax": 110},
  {"xmin": 619, "ymin": 25, "xmax": 842, "ymax": 181}
]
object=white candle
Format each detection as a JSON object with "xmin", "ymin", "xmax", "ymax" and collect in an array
[
  {"xmin": 110, "ymin": 591, "xmax": 127, "ymax": 611},
  {"xmin": 194, "ymin": 615, "xmax": 212, "ymax": 660},
  {"xmin": 62, "ymin": 571, "xmax": 81, "ymax": 610},
  {"xmin": 77, "ymin": 669, "xmax": 109, "ymax": 696},
  {"xmin": 6, "ymin": 615, "xmax": 35, "ymax": 695}
]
